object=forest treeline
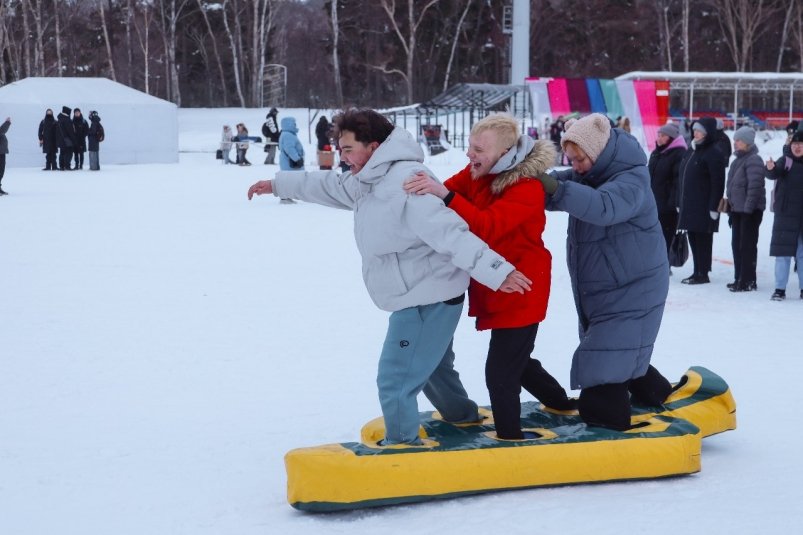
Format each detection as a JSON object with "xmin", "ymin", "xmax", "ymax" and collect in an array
[{"xmin": 0, "ymin": 0, "xmax": 801, "ymax": 108}]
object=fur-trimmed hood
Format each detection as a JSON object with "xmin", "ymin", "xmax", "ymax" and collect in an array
[{"xmin": 489, "ymin": 138, "xmax": 556, "ymax": 195}]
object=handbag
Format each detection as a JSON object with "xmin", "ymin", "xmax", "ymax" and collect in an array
[
  {"xmin": 668, "ymin": 231, "xmax": 690, "ymax": 268},
  {"xmin": 717, "ymin": 197, "xmax": 730, "ymax": 213},
  {"xmin": 215, "ymin": 149, "xmax": 223, "ymax": 160}
]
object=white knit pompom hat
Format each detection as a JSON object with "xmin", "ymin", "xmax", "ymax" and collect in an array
[{"xmin": 560, "ymin": 113, "xmax": 611, "ymax": 163}]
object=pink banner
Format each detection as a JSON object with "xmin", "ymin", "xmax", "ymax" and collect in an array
[
  {"xmin": 634, "ymin": 80, "xmax": 659, "ymax": 152},
  {"xmin": 547, "ymin": 78, "xmax": 571, "ymax": 118}
]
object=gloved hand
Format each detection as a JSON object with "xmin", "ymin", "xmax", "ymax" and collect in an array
[
  {"xmin": 535, "ymin": 172, "xmax": 559, "ymax": 195},
  {"xmin": 709, "ymin": 211, "xmax": 719, "ymax": 220}
]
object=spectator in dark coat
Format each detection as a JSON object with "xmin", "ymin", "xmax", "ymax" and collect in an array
[
  {"xmin": 725, "ymin": 126, "xmax": 766, "ymax": 292},
  {"xmin": 765, "ymin": 131, "xmax": 803, "ymax": 301},
  {"xmin": 72, "ymin": 108, "xmax": 89, "ymax": 170},
  {"xmin": 87, "ymin": 111, "xmax": 104, "ymax": 171},
  {"xmin": 261, "ymin": 108, "xmax": 280, "ymax": 165},
  {"xmin": 713, "ymin": 118, "xmax": 732, "ymax": 165},
  {"xmin": 0, "ymin": 117, "xmax": 10, "ymax": 196},
  {"xmin": 533, "ymin": 113, "xmax": 672, "ymax": 431},
  {"xmin": 38, "ymin": 109, "xmax": 58, "ymax": 170},
  {"xmin": 677, "ymin": 117, "xmax": 726, "ymax": 284},
  {"xmin": 315, "ymin": 116, "xmax": 332, "ymax": 151},
  {"xmin": 648, "ymin": 122, "xmax": 687, "ymax": 260},
  {"xmin": 57, "ymin": 106, "xmax": 77, "ymax": 170}
]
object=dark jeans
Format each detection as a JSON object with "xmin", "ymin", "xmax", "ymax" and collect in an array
[
  {"xmin": 688, "ymin": 231, "xmax": 714, "ymax": 275},
  {"xmin": 658, "ymin": 211, "xmax": 679, "ymax": 258},
  {"xmin": 730, "ymin": 211, "xmax": 763, "ymax": 284},
  {"xmin": 486, "ymin": 324, "xmax": 570, "ymax": 439},
  {"xmin": 0, "ymin": 153, "xmax": 5, "ymax": 184}
]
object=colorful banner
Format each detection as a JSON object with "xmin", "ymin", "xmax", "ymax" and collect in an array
[
  {"xmin": 655, "ymin": 80, "xmax": 670, "ymax": 126},
  {"xmin": 547, "ymin": 78, "xmax": 572, "ymax": 118},
  {"xmin": 526, "ymin": 78, "xmax": 553, "ymax": 125},
  {"xmin": 586, "ymin": 79, "xmax": 608, "ymax": 113},
  {"xmin": 567, "ymin": 78, "xmax": 591, "ymax": 113},
  {"xmin": 599, "ymin": 79, "xmax": 624, "ymax": 121},
  {"xmin": 634, "ymin": 80, "xmax": 659, "ymax": 152},
  {"xmin": 616, "ymin": 79, "xmax": 647, "ymax": 150}
]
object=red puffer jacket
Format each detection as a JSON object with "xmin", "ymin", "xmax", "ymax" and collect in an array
[{"xmin": 445, "ymin": 161, "xmax": 551, "ymax": 330}]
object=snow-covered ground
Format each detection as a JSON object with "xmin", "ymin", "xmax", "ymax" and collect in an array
[{"xmin": 1, "ymin": 109, "xmax": 801, "ymax": 534}]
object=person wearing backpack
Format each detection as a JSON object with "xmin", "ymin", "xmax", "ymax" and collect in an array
[{"xmin": 87, "ymin": 111, "xmax": 105, "ymax": 171}]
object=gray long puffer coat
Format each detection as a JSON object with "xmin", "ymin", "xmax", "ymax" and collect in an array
[{"xmin": 548, "ymin": 129, "xmax": 669, "ymax": 390}]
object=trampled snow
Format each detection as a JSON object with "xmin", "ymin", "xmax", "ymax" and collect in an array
[{"xmin": 1, "ymin": 108, "xmax": 800, "ymax": 534}]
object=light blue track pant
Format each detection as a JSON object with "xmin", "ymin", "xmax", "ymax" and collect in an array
[{"xmin": 377, "ymin": 300, "xmax": 479, "ymax": 444}]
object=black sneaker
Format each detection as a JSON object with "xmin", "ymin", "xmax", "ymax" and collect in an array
[
  {"xmin": 730, "ymin": 281, "xmax": 757, "ymax": 292},
  {"xmin": 726, "ymin": 281, "xmax": 737, "ymax": 289},
  {"xmin": 771, "ymin": 289, "xmax": 786, "ymax": 301},
  {"xmin": 0, "ymin": 187, "xmax": 7, "ymax": 196}
]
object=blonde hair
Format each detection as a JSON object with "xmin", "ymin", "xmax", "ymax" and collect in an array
[{"xmin": 471, "ymin": 113, "xmax": 519, "ymax": 149}]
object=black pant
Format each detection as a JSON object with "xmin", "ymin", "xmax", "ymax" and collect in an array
[
  {"xmin": 658, "ymin": 211, "xmax": 679, "ymax": 259},
  {"xmin": 45, "ymin": 151, "xmax": 57, "ymax": 170},
  {"xmin": 486, "ymin": 324, "xmax": 570, "ymax": 439},
  {"xmin": 73, "ymin": 150, "xmax": 84, "ymax": 169},
  {"xmin": 578, "ymin": 365, "xmax": 672, "ymax": 431},
  {"xmin": 0, "ymin": 153, "xmax": 5, "ymax": 183},
  {"xmin": 59, "ymin": 148, "xmax": 73, "ymax": 170},
  {"xmin": 730, "ymin": 211, "xmax": 763, "ymax": 284},
  {"xmin": 688, "ymin": 231, "xmax": 714, "ymax": 275}
]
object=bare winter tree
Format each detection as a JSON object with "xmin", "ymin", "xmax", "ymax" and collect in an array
[
  {"xmin": 99, "ymin": 0, "xmax": 118, "ymax": 80},
  {"xmin": 710, "ymin": 0, "xmax": 783, "ymax": 71},
  {"xmin": 682, "ymin": 0, "xmax": 690, "ymax": 71},
  {"xmin": 195, "ymin": 0, "xmax": 229, "ymax": 106},
  {"xmin": 133, "ymin": 0, "xmax": 155, "ymax": 94},
  {"xmin": 156, "ymin": 0, "xmax": 191, "ymax": 105},
  {"xmin": 775, "ymin": 0, "xmax": 796, "ymax": 72},
  {"xmin": 54, "ymin": 0, "xmax": 63, "ymax": 76},
  {"xmin": 250, "ymin": 0, "xmax": 277, "ymax": 107},
  {"xmin": 379, "ymin": 0, "xmax": 443, "ymax": 104},
  {"xmin": 443, "ymin": 0, "xmax": 473, "ymax": 91},
  {"xmin": 330, "ymin": 0, "xmax": 344, "ymax": 107},
  {"xmin": 221, "ymin": 0, "xmax": 247, "ymax": 107}
]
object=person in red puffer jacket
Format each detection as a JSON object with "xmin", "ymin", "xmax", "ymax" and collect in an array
[{"xmin": 404, "ymin": 113, "xmax": 574, "ymax": 440}]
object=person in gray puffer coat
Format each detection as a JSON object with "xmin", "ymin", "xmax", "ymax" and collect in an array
[
  {"xmin": 533, "ymin": 113, "xmax": 672, "ymax": 431},
  {"xmin": 725, "ymin": 126, "xmax": 766, "ymax": 292},
  {"xmin": 247, "ymin": 109, "xmax": 532, "ymax": 445}
]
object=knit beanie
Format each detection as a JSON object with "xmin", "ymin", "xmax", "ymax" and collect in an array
[
  {"xmin": 733, "ymin": 126, "xmax": 756, "ymax": 147},
  {"xmin": 561, "ymin": 113, "xmax": 611, "ymax": 163},
  {"xmin": 658, "ymin": 123, "xmax": 680, "ymax": 139},
  {"xmin": 692, "ymin": 122, "xmax": 707, "ymax": 135},
  {"xmin": 62, "ymin": 105, "xmax": 72, "ymax": 115},
  {"xmin": 791, "ymin": 130, "xmax": 803, "ymax": 143}
]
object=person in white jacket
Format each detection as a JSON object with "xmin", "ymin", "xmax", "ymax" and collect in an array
[{"xmin": 248, "ymin": 108, "xmax": 531, "ymax": 445}]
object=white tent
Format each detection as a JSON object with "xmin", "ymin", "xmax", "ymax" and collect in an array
[{"xmin": 0, "ymin": 77, "xmax": 178, "ymax": 167}]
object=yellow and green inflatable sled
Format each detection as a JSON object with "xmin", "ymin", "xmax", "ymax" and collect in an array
[{"xmin": 285, "ymin": 366, "xmax": 735, "ymax": 512}]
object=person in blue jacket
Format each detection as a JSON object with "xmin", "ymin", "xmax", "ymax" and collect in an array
[
  {"xmin": 533, "ymin": 113, "xmax": 672, "ymax": 431},
  {"xmin": 277, "ymin": 116, "xmax": 305, "ymax": 204}
]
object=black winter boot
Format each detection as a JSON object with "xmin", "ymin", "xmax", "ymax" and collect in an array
[
  {"xmin": 578, "ymin": 382, "xmax": 631, "ymax": 431},
  {"xmin": 629, "ymin": 365, "xmax": 672, "ymax": 406}
]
